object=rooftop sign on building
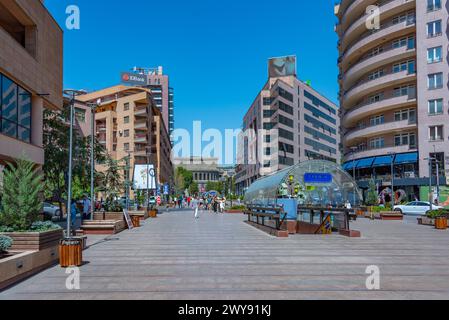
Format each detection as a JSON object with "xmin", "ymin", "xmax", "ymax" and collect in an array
[
  {"xmin": 268, "ymin": 55, "xmax": 297, "ymax": 78},
  {"xmin": 121, "ymin": 72, "xmax": 148, "ymax": 86}
]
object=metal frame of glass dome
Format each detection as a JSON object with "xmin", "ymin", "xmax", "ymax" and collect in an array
[{"xmin": 244, "ymin": 160, "xmax": 363, "ymax": 208}]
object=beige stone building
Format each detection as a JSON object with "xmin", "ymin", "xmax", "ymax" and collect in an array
[
  {"xmin": 77, "ymin": 85, "xmax": 173, "ymax": 194},
  {"xmin": 336, "ymin": 0, "xmax": 449, "ymax": 199},
  {"xmin": 0, "ymin": 0, "xmax": 63, "ymax": 170}
]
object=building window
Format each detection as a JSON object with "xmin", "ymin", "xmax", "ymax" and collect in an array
[
  {"xmin": 428, "ymin": 99, "xmax": 443, "ymax": 115},
  {"xmin": 263, "ymin": 110, "xmax": 275, "ymax": 118},
  {"xmin": 368, "ymin": 93, "xmax": 384, "ymax": 104},
  {"xmin": 124, "ymin": 116, "xmax": 130, "ymax": 124},
  {"xmin": 370, "ymin": 115, "xmax": 384, "ymax": 126},
  {"xmin": 428, "ymin": 73, "xmax": 443, "ymax": 90},
  {"xmin": 263, "ymin": 123, "xmax": 275, "ymax": 130},
  {"xmin": 427, "ymin": 47, "xmax": 442, "ymax": 64},
  {"xmin": 1, "ymin": 74, "xmax": 32, "ymax": 143},
  {"xmin": 124, "ymin": 103, "xmax": 130, "ymax": 111},
  {"xmin": 427, "ymin": 0, "xmax": 442, "ymax": 12},
  {"xmin": 393, "ymin": 85, "xmax": 415, "ymax": 97},
  {"xmin": 265, "ymin": 135, "xmax": 271, "ymax": 143},
  {"xmin": 279, "ymin": 128, "xmax": 294, "ymax": 141},
  {"xmin": 124, "ymin": 143, "xmax": 130, "ymax": 151},
  {"xmin": 392, "ymin": 60, "xmax": 415, "ymax": 74},
  {"xmin": 429, "ymin": 126, "xmax": 444, "ymax": 141},
  {"xmin": 368, "ymin": 69, "xmax": 384, "ymax": 81},
  {"xmin": 427, "ymin": 20, "xmax": 442, "ymax": 38},
  {"xmin": 279, "ymin": 114, "xmax": 294, "ymax": 128},
  {"xmin": 394, "ymin": 108, "xmax": 416, "ymax": 123},
  {"xmin": 265, "ymin": 148, "xmax": 271, "ymax": 156},
  {"xmin": 395, "ymin": 133, "xmax": 416, "ymax": 147},
  {"xmin": 369, "ymin": 137, "xmax": 385, "ymax": 149},
  {"xmin": 124, "ymin": 129, "xmax": 130, "ymax": 137}
]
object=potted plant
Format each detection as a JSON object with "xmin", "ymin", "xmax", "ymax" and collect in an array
[
  {"xmin": 0, "ymin": 159, "xmax": 63, "ymax": 251},
  {"xmin": 428, "ymin": 210, "xmax": 448, "ymax": 230}
]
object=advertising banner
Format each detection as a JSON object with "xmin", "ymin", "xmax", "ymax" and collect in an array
[
  {"xmin": 121, "ymin": 72, "xmax": 148, "ymax": 86},
  {"xmin": 133, "ymin": 164, "xmax": 156, "ymax": 190}
]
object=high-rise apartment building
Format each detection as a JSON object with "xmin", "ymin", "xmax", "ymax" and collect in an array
[
  {"xmin": 335, "ymin": 0, "xmax": 449, "ymax": 201},
  {"xmin": 235, "ymin": 57, "xmax": 340, "ymax": 194},
  {"xmin": 122, "ymin": 66, "xmax": 175, "ymax": 141},
  {"xmin": 0, "ymin": 0, "xmax": 62, "ymax": 170},
  {"xmin": 77, "ymin": 85, "xmax": 173, "ymax": 191}
]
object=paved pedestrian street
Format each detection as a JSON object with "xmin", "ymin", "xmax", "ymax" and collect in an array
[{"xmin": 1, "ymin": 210, "xmax": 449, "ymax": 300}]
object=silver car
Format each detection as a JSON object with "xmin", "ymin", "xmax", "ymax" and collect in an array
[
  {"xmin": 394, "ymin": 201, "xmax": 443, "ymax": 216},
  {"xmin": 43, "ymin": 202, "xmax": 62, "ymax": 220}
]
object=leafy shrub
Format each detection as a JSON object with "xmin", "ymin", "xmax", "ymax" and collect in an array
[
  {"xmin": 104, "ymin": 200, "xmax": 123, "ymax": 213},
  {"xmin": 230, "ymin": 205, "xmax": 246, "ymax": 211},
  {"xmin": 370, "ymin": 206, "xmax": 393, "ymax": 213},
  {"xmin": 0, "ymin": 235, "xmax": 13, "ymax": 253},
  {"xmin": 29, "ymin": 221, "xmax": 62, "ymax": 232},
  {"xmin": 427, "ymin": 209, "xmax": 449, "ymax": 219}
]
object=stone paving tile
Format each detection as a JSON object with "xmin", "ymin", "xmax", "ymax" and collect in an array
[{"xmin": 1, "ymin": 210, "xmax": 449, "ymax": 300}]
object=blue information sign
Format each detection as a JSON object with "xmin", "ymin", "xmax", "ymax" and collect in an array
[
  {"xmin": 163, "ymin": 184, "xmax": 170, "ymax": 195},
  {"xmin": 304, "ymin": 173, "xmax": 333, "ymax": 184}
]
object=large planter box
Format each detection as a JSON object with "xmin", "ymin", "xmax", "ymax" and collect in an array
[
  {"xmin": 225, "ymin": 210, "xmax": 244, "ymax": 214},
  {"xmin": 0, "ymin": 247, "xmax": 59, "ymax": 290},
  {"xmin": 128, "ymin": 210, "xmax": 148, "ymax": 221},
  {"xmin": 0, "ymin": 229, "xmax": 64, "ymax": 251},
  {"xmin": 94, "ymin": 212, "xmax": 125, "ymax": 222},
  {"xmin": 421, "ymin": 217, "xmax": 436, "ymax": 226},
  {"xmin": 380, "ymin": 212, "xmax": 403, "ymax": 221}
]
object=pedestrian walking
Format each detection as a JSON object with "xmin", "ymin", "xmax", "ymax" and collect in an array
[
  {"xmin": 193, "ymin": 197, "xmax": 200, "ymax": 219},
  {"xmin": 82, "ymin": 195, "xmax": 91, "ymax": 220}
]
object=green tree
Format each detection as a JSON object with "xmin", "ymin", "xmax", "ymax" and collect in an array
[
  {"xmin": 366, "ymin": 178, "xmax": 379, "ymax": 206},
  {"xmin": 43, "ymin": 108, "xmax": 107, "ymax": 209},
  {"xmin": 99, "ymin": 156, "xmax": 122, "ymax": 202},
  {"xmin": 0, "ymin": 158, "xmax": 43, "ymax": 231},
  {"xmin": 174, "ymin": 167, "xmax": 194, "ymax": 193},
  {"xmin": 189, "ymin": 183, "xmax": 199, "ymax": 196}
]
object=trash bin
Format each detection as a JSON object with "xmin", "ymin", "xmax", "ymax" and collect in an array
[{"xmin": 59, "ymin": 238, "xmax": 83, "ymax": 268}]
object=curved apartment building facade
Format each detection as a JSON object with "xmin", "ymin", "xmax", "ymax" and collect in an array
[{"xmin": 336, "ymin": 0, "xmax": 449, "ymax": 201}]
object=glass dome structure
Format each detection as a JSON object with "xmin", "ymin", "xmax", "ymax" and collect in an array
[{"xmin": 244, "ymin": 160, "xmax": 363, "ymax": 207}]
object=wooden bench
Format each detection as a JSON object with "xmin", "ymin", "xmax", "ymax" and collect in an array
[{"xmin": 80, "ymin": 220, "xmax": 126, "ymax": 235}]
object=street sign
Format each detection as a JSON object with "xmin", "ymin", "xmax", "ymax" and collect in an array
[
  {"xmin": 304, "ymin": 173, "xmax": 333, "ymax": 184},
  {"xmin": 163, "ymin": 184, "xmax": 170, "ymax": 195}
]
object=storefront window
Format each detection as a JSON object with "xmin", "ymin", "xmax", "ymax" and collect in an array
[{"xmin": 0, "ymin": 73, "xmax": 32, "ymax": 143}]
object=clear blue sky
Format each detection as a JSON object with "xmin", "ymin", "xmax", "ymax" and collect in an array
[{"xmin": 46, "ymin": 0, "xmax": 339, "ymax": 160}]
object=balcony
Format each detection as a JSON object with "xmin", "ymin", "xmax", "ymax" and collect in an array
[
  {"xmin": 340, "ymin": 0, "xmax": 416, "ymax": 51},
  {"xmin": 343, "ymin": 44, "xmax": 416, "ymax": 87},
  {"xmin": 134, "ymin": 121, "xmax": 148, "ymax": 130},
  {"xmin": 345, "ymin": 144, "xmax": 417, "ymax": 161},
  {"xmin": 342, "ymin": 93, "xmax": 417, "ymax": 126},
  {"xmin": 343, "ymin": 119, "xmax": 417, "ymax": 144},
  {"xmin": 134, "ymin": 135, "xmax": 147, "ymax": 143},
  {"xmin": 343, "ymin": 69, "xmax": 416, "ymax": 106},
  {"xmin": 134, "ymin": 107, "xmax": 147, "ymax": 117},
  {"xmin": 341, "ymin": 16, "xmax": 416, "ymax": 68}
]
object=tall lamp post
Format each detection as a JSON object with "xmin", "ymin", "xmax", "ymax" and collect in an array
[
  {"xmin": 425, "ymin": 156, "xmax": 437, "ymax": 212},
  {"xmin": 388, "ymin": 152, "xmax": 395, "ymax": 209},
  {"xmin": 63, "ymin": 89, "xmax": 86, "ymax": 238},
  {"xmin": 350, "ymin": 146, "xmax": 358, "ymax": 206},
  {"xmin": 87, "ymin": 100, "xmax": 101, "ymax": 220}
]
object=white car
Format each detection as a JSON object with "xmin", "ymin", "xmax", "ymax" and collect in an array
[{"xmin": 394, "ymin": 201, "xmax": 443, "ymax": 216}]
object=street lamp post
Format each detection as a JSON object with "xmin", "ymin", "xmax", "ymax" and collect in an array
[
  {"xmin": 388, "ymin": 152, "xmax": 395, "ymax": 209},
  {"xmin": 87, "ymin": 100, "xmax": 100, "ymax": 221},
  {"xmin": 350, "ymin": 147, "xmax": 358, "ymax": 206},
  {"xmin": 63, "ymin": 89, "xmax": 86, "ymax": 238},
  {"xmin": 425, "ymin": 157, "xmax": 436, "ymax": 212}
]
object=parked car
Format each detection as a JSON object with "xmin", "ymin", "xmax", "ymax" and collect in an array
[
  {"xmin": 43, "ymin": 202, "xmax": 62, "ymax": 220},
  {"xmin": 394, "ymin": 202, "xmax": 443, "ymax": 215}
]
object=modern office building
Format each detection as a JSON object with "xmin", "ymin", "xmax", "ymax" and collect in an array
[
  {"xmin": 122, "ymin": 66, "xmax": 175, "ymax": 141},
  {"xmin": 235, "ymin": 57, "xmax": 340, "ymax": 195},
  {"xmin": 77, "ymin": 85, "xmax": 173, "ymax": 191},
  {"xmin": 0, "ymin": 0, "xmax": 63, "ymax": 172},
  {"xmin": 335, "ymin": 0, "xmax": 449, "ymax": 201}
]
